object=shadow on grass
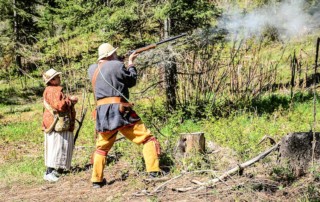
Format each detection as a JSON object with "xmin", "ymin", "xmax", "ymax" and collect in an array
[
  {"xmin": 0, "ymin": 85, "xmax": 44, "ymax": 105},
  {"xmin": 70, "ymin": 163, "xmax": 92, "ymax": 173},
  {"xmin": 159, "ymin": 152, "xmax": 174, "ymax": 173},
  {"xmin": 245, "ymin": 72, "xmax": 319, "ymax": 115},
  {"xmin": 251, "ymin": 92, "xmax": 315, "ymax": 115},
  {"xmin": 178, "ymin": 91, "xmax": 317, "ymax": 120}
]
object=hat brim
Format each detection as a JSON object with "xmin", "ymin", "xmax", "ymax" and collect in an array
[
  {"xmin": 97, "ymin": 47, "xmax": 118, "ymax": 61},
  {"xmin": 45, "ymin": 72, "xmax": 62, "ymax": 84}
]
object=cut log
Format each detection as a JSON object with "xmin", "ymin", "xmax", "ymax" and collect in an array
[
  {"xmin": 279, "ymin": 132, "xmax": 320, "ymax": 176},
  {"xmin": 177, "ymin": 132, "xmax": 205, "ymax": 155}
]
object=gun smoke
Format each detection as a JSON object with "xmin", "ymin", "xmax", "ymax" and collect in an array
[{"xmin": 218, "ymin": 0, "xmax": 320, "ymax": 40}]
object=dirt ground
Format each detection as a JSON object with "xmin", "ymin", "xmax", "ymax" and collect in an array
[
  {"xmin": 0, "ymin": 169, "xmax": 278, "ymax": 201},
  {"xmin": 0, "ymin": 136, "xmax": 318, "ymax": 202},
  {"xmin": 0, "ymin": 152, "xmax": 315, "ymax": 202},
  {"xmin": 0, "ymin": 112, "xmax": 317, "ymax": 201}
]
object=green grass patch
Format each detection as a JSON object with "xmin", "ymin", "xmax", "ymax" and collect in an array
[
  {"xmin": 203, "ymin": 95, "xmax": 320, "ymax": 160},
  {"xmin": 0, "ymin": 121, "xmax": 43, "ymax": 144},
  {"xmin": 0, "ymin": 156, "xmax": 44, "ymax": 185}
]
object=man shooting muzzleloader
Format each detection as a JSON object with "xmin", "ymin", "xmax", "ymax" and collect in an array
[{"xmin": 88, "ymin": 43, "xmax": 164, "ymax": 188}]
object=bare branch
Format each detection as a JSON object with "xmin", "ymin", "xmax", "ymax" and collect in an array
[{"xmin": 172, "ymin": 143, "xmax": 280, "ymax": 192}]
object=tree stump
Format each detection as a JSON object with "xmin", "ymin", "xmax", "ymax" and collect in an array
[
  {"xmin": 177, "ymin": 132, "xmax": 205, "ymax": 156},
  {"xmin": 279, "ymin": 132, "xmax": 320, "ymax": 176}
]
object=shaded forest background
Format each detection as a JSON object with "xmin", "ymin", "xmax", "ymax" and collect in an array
[{"xmin": 0, "ymin": 0, "xmax": 319, "ymax": 115}]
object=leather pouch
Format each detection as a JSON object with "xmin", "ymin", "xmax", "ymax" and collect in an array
[
  {"xmin": 119, "ymin": 103, "xmax": 134, "ymax": 114},
  {"xmin": 54, "ymin": 112, "xmax": 71, "ymax": 132}
]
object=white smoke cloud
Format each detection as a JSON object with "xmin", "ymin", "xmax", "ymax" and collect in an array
[{"xmin": 218, "ymin": 0, "xmax": 320, "ymax": 40}]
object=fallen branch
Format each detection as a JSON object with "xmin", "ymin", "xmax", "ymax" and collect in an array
[
  {"xmin": 143, "ymin": 176, "xmax": 170, "ymax": 183},
  {"xmin": 134, "ymin": 170, "xmax": 219, "ymax": 196},
  {"xmin": 206, "ymin": 149, "xmax": 221, "ymax": 154},
  {"xmin": 190, "ymin": 170, "xmax": 229, "ymax": 186},
  {"xmin": 257, "ymin": 135, "xmax": 276, "ymax": 146},
  {"xmin": 204, "ymin": 142, "xmax": 280, "ymax": 186},
  {"xmin": 173, "ymin": 142, "xmax": 280, "ymax": 192},
  {"xmin": 153, "ymin": 174, "xmax": 183, "ymax": 192},
  {"xmin": 172, "ymin": 186, "xmax": 196, "ymax": 192}
]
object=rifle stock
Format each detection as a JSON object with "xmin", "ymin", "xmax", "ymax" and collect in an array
[
  {"xmin": 74, "ymin": 107, "xmax": 87, "ymax": 145},
  {"xmin": 134, "ymin": 44, "xmax": 157, "ymax": 53}
]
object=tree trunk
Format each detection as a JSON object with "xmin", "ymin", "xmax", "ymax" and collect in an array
[
  {"xmin": 177, "ymin": 132, "xmax": 205, "ymax": 156},
  {"xmin": 164, "ymin": 56, "xmax": 177, "ymax": 111},
  {"xmin": 164, "ymin": 18, "xmax": 177, "ymax": 111},
  {"xmin": 13, "ymin": 0, "xmax": 23, "ymax": 80}
]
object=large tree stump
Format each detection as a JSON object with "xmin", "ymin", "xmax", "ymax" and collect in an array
[
  {"xmin": 177, "ymin": 132, "xmax": 205, "ymax": 156},
  {"xmin": 279, "ymin": 132, "xmax": 320, "ymax": 176}
]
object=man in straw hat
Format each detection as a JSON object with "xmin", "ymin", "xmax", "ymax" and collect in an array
[
  {"xmin": 42, "ymin": 68, "xmax": 78, "ymax": 182},
  {"xmin": 88, "ymin": 43, "xmax": 164, "ymax": 188}
]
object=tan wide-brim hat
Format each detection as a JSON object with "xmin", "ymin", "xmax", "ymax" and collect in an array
[
  {"xmin": 97, "ymin": 43, "xmax": 118, "ymax": 61},
  {"xmin": 43, "ymin": 68, "xmax": 62, "ymax": 84}
]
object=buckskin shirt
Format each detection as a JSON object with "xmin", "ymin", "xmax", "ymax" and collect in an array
[
  {"xmin": 42, "ymin": 86, "xmax": 76, "ymax": 132},
  {"xmin": 88, "ymin": 60, "xmax": 140, "ymax": 133}
]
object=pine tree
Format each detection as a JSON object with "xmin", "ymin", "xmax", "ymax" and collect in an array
[{"xmin": 0, "ymin": 0, "xmax": 41, "ymax": 82}]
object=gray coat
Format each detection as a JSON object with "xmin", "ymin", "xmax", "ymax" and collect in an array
[{"xmin": 88, "ymin": 60, "xmax": 140, "ymax": 132}]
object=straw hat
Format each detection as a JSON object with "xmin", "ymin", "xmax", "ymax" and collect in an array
[
  {"xmin": 97, "ymin": 43, "xmax": 118, "ymax": 61},
  {"xmin": 43, "ymin": 68, "xmax": 62, "ymax": 84}
]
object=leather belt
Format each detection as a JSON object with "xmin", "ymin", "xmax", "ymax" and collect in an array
[{"xmin": 97, "ymin": 97, "xmax": 127, "ymax": 106}]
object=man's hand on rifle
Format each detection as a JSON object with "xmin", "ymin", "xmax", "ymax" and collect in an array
[{"xmin": 128, "ymin": 51, "xmax": 139, "ymax": 66}]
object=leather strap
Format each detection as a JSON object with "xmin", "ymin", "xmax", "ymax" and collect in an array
[
  {"xmin": 43, "ymin": 99, "xmax": 57, "ymax": 115},
  {"xmin": 91, "ymin": 62, "xmax": 105, "ymax": 139},
  {"xmin": 97, "ymin": 97, "xmax": 127, "ymax": 106},
  {"xmin": 92, "ymin": 62, "xmax": 130, "ymax": 107},
  {"xmin": 91, "ymin": 62, "xmax": 104, "ymax": 105},
  {"xmin": 43, "ymin": 99, "xmax": 59, "ymax": 133}
]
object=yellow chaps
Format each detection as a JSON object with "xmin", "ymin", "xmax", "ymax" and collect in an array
[{"xmin": 91, "ymin": 120, "xmax": 160, "ymax": 183}]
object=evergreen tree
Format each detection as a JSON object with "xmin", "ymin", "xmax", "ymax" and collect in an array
[{"xmin": 0, "ymin": 0, "xmax": 41, "ymax": 80}]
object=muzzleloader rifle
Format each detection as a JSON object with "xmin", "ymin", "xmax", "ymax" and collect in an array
[
  {"xmin": 74, "ymin": 108, "xmax": 87, "ymax": 144},
  {"xmin": 127, "ymin": 33, "xmax": 187, "ymax": 55}
]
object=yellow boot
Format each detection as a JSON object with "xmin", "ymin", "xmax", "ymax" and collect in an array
[
  {"xmin": 91, "ymin": 152, "xmax": 106, "ymax": 183},
  {"xmin": 143, "ymin": 140, "xmax": 160, "ymax": 172}
]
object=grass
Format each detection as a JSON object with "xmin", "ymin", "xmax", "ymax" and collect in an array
[
  {"xmin": 0, "ymin": 156, "xmax": 44, "ymax": 186},
  {"xmin": 0, "ymin": 121, "xmax": 43, "ymax": 143},
  {"xmin": 203, "ymin": 96, "xmax": 320, "ymax": 160},
  {"xmin": 144, "ymin": 92, "xmax": 320, "ymax": 162},
  {"xmin": 1, "ymin": 77, "xmax": 320, "ymax": 188}
]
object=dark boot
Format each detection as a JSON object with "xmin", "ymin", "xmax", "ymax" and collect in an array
[
  {"xmin": 46, "ymin": 167, "xmax": 54, "ymax": 175},
  {"xmin": 148, "ymin": 170, "xmax": 168, "ymax": 178},
  {"xmin": 92, "ymin": 178, "xmax": 107, "ymax": 188}
]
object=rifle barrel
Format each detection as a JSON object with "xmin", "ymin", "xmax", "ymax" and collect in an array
[
  {"xmin": 156, "ymin": 33, "xmax": 187, "ymax": 45},
  {"xmin": 127, "ymin": 33, "xmax": 187, "ymax": 55}
]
